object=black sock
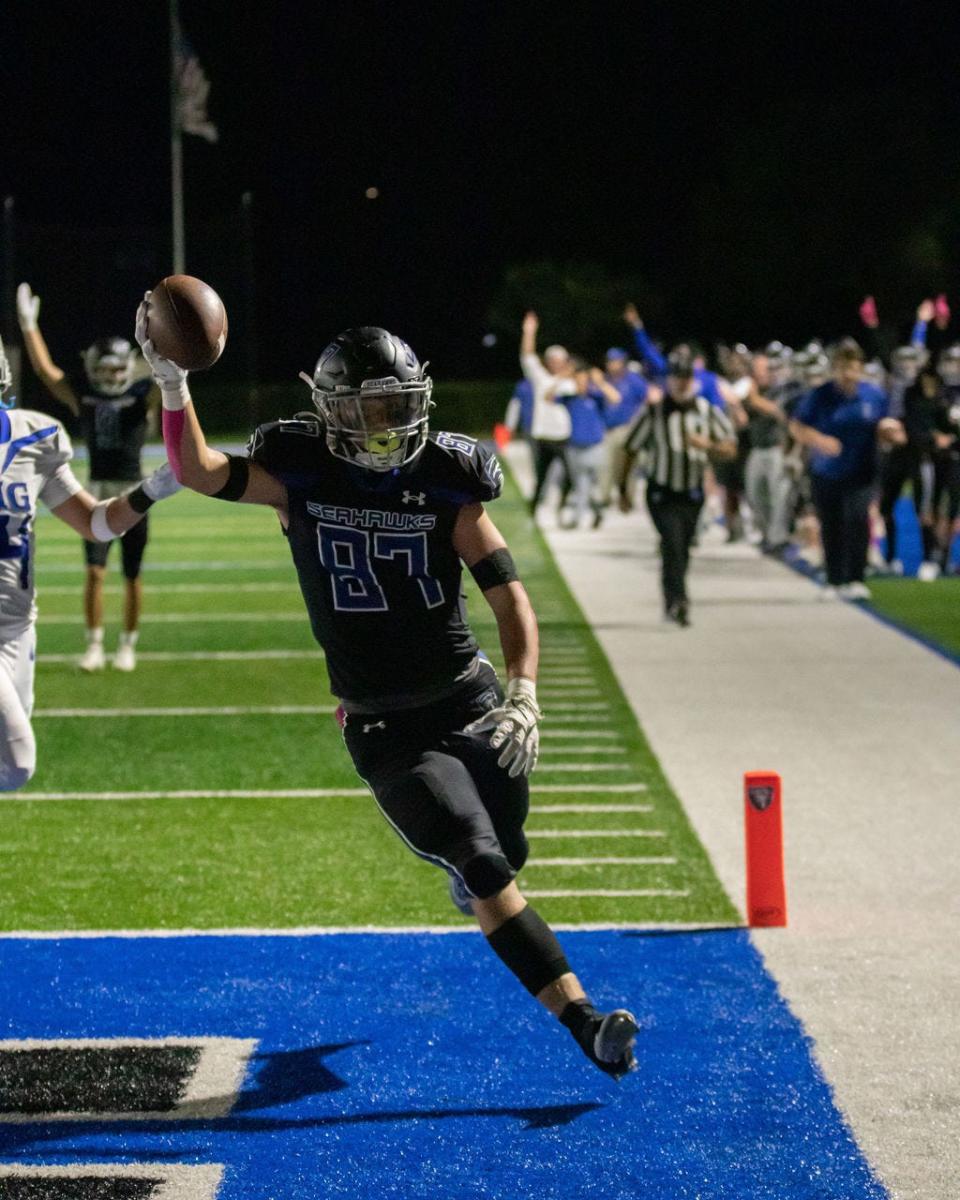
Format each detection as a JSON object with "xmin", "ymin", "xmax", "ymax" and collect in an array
[{"xmin": 559, "ymin": 998, "xmax": 599, "ymax": 1041}]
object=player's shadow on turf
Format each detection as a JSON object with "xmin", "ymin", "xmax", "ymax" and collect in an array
[{"xmin": 235, "ymin": 1042, "xmax": 364, "ymax": 1111}]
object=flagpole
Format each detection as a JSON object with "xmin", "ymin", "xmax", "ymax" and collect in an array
[{"xmin": 169, "ymin": 0, "xmax": 185, "ymax": 273}]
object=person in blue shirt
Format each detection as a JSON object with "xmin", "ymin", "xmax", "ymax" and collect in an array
[
  {"xmin": 599, "ymin": 347, "xmax": 652, "ymax": 507},
  {"xmin": 548, "ymin": 360, "xmax": 608, "ymax": 529},
  {"xmin": 623, "ymin": 304, "xmax": 727, "ymax": 407},
  {"xmin": 790, "ymin": 338, "xmax": 905, "ymax": 599},
  {"xmin": 503, "ymin": 377, "xmax": 534, "ymax": 438}
]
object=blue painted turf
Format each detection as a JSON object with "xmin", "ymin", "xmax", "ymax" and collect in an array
[{"xmin": 0, "ymin": 931, "xmax": 887, "ymax": 1199}]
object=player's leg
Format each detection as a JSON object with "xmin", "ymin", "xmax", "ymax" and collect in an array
[
  {"xmin": 447, "ymin": 679, "xmax": 637, "ymax": 1076},
  {"xmin": 81, "ymin": 548, "xmax": 109, "ymax": 672},
  {"xmin": 115, "ymin": 515, "xmax": 148, "ymax": 670},
  {"xmin": 0, "ymin": 627, "xmax": 37, "ymax": 791}
]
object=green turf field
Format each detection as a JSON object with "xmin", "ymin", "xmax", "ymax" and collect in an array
[
  {"xmin": 866, "ymin": 578, "xmax": 960, "ymax": 657},
  {"xmin": 2, "ymin": 452, "xmax": 739, "ymax": 931}
]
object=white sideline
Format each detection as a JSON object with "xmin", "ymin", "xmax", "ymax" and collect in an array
[{"xmin": 526, "ymin": 445, "xmax": 960, "ymax": 1199}]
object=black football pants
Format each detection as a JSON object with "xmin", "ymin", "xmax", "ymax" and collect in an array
[
  {"xmin": 646, "ymin": 485, "xmax": 704, "ymax": 609},
  {"xmin": 342, "ymin": 662, "xmax": 529, "ymax": 900}
]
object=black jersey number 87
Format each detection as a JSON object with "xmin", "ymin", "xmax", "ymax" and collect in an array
[{"xmin": 317, "ymin": 522, "xmax": 444, "ymax": 612}]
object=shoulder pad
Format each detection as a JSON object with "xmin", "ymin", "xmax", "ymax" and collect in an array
[
  {"xmin": 427, "ymin": 432, "xmax": 503, "ymax": 502},
  {"xmin": 248, "ymin": 415, "xmax": 325, "ymax": 487}
]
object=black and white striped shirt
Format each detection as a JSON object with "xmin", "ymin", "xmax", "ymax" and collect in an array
[{"xmin": 625, "ymin": 395, "xmax": 735, "ymax": 493}]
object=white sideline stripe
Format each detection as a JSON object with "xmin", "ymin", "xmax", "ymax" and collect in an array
[
  {"xmin": 527, "ymin": 829, "xmax": 666, "ymax": 838},
  {"xmin": 38, "ymin": 649, "xmax": 325, "ymax": 664},
  {"xmin": 531, "ymin": 804, "xmax": 653, "ymax": 813},
  {"xmin": 36, "ymin": 612, "xmax": 306, "ymax": 624},
  {"xmin": 524, "ymin": 888, "xmax": 689, "ymax": 899},
  {"xmin": 527, "ymin": 856, "xmax": 676, "ymax": 866},
  {"xmin": 39, "ymin": 581, "xmax": 297, "ymax": 595},
  {"xmin": 535, "ymin": 763, "xmax": 633, "ymax": 772},
  {"xmin": 0, "ymin": 921, "xmax": 740, "ymax": 938},
  {"xmin": 34, "ymin": 705, "xmax": 336, "ymax": 718},
  {"xmin": 0, "ymin": 1164, "xmax": 224, "ymax": 1196},
  {"xmin": 9, "ymin": 783, "xmax": 649, "ymax": 801}
]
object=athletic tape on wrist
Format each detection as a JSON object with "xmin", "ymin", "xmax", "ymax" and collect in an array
[
  {"xmin": 89, "ymin": 501, "xmax": 115, "ymax": 543},
  {"xmin": 160, "ymin": 381, "xmax": 190, "ymax": 411},
  {"xmin": 125, "ymin": 485, "xmax": 154, "ymax": 515}
]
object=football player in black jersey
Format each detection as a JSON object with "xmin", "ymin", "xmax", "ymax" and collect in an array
[
  {"xmin": 136, "ymin": 298, "xmax": 638, "ymax": 1079},
  {"xmin": 18, "ymin": 283, "xmax": 160, "ymax": 672}
]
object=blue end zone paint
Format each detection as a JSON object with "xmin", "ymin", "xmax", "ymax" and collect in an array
[{"xmin": 0, "ymin": 931, "xmax": 886, "ymax": 1199}]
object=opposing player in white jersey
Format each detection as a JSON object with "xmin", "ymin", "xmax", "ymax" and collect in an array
[{"xmin": 0, "ymin": 337, "xmax": 180, "ymax": 790}]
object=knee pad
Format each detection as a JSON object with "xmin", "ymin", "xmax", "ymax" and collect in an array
[{"xmin": 460, "ymin": 850, "xmax": 515, "ymax": 900}]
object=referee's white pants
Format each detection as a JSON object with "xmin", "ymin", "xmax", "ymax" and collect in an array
[{"xmin": 0, "ymin": 626, "xmax": 36, "ymax": 791}]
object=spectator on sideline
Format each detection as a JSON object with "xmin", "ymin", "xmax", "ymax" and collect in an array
[
  {"xmin": 598, "ymin": 347, "xmax": 652, "ymax": 509},
  {"xmin": 618, "ymin": 347, "xmax": 736, "ymax": 626},
  {"xmin": 552, "ymin": 362, "xmax": 610, "ymax": 529},
  {"xmin": 17, "ymin": 282, "xmax": 159, "ymax": 672},
  {"xmin": 623, "ymin": 304, "xmax": 727, "ymax": 408},
  {"xmin": 519, "ymin": 311, "xmax": 573, "ymax": 514},
  {"xmin": 503, "ymin": 377, "xmax": 534, "ymax": 440},
  {"xmin": 790, "ymin": 338, "xmax": 905, "ymax": 599},
  {"xmin": 742, "ymin": 352, "xmax": 793, "ymax": 552},
  {"xmin": 932, "ymin": 345, "xmax": 960, "ymax": 573}
]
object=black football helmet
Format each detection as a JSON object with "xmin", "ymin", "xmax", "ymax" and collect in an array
[
  {"xmin": 301, "ymin": 326, "xmax": 433, "ymax": 471},
  {"xmin": 82, "ymin": 336, "xmax": 137, "ymax": 397},
  {"xmin": 937, "ymin": 343, "xmax": 960, "ymax": 388}
]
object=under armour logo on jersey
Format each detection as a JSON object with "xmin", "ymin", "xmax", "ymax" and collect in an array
[
  {"xmin": 402, "ymin": 491, "xmax": 426, "ymax": 505},
  {"xmin": 363, "ymin": 720, "xmax": 387, "ymax": 733}
]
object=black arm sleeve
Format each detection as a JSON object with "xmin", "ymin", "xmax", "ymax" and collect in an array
[
  {"xmin": 468, "ymin": 548, "xmax": 519, "ymax": 591},
  {"xmin": 211, "ymin": 454, "xmax": 251, "ymax": 502}
]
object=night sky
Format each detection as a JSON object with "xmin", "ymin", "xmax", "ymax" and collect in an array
[{"xmin": 5, "ymin": 1, "xmax": 960, "ymax": 380}]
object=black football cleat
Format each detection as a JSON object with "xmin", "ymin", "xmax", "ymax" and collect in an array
[{"xmin": 563, "ymin": 1002, "xmax": 639, "ymax": 1080}]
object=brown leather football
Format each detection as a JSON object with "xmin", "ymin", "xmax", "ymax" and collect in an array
[{"xmin": 147, "ymin": 275, "xmax": 228, "ymax": 370}]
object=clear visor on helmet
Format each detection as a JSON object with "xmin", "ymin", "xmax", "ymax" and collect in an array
[{"xmin": 303, "ymin": 374, "xmax": 434, "ymax": 471}]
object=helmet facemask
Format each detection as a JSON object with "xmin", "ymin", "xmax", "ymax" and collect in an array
[
  {"xmin": 303, "ymin": 373, "xmax": 434, "ymax": 471},
  {"xmin": 83, "ymin": 339, "xmax": 137, "ymax": 398}
]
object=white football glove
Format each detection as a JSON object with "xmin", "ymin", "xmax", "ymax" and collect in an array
[
  {"xmin": 16, "ymin": 283, "xmax": 39, "ymax": 332},
  {"xmin": 141, "ymin": 461, "xmax": 182, "ymax": 502},
  {"xmin": 465, "ymin": 677, "xmax": 542, "ymax": 778},
  {"xmin": 135, "ymin": 292, "xmax": 189, "ymax": 403}
]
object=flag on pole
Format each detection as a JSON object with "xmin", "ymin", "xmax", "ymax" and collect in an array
[{"xmin": 174, "ymin": 24, "xmax": 219, "ymax": 143}]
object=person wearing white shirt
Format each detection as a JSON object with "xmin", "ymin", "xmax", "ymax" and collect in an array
[{"xmin": 519, "ymin": 311, "xmax": 575, "ymax": 514}]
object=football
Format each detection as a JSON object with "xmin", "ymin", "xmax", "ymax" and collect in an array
[{"xmin": 147, "ymin": 275, "xmax": 228, "ymax": 371}]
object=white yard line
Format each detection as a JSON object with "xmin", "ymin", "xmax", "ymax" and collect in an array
[
  {"xmin": 34, "ymin": 705, "xmax": 335, "ymax": 718},
  {"xmin": 533, "ymin": 763, "xmax": 632, "ymax": 772},
  {"xmin": 539, "ymin": 730, "xmax": 617, "ymax": 739},
  {"xmin": 35, "ymin": 612, "xmax": 306, "ymax": 624},
  {"xmin": 531, "ymin": 804, "xmax": 653, "ymax": 813},
  {"xmin": 37, "ymin": 649, "xmax": 324, "ymax": 664},
  {"xmin": 524, "ymin": 888, "xmax": 689, "ymax": 898},
  {"xmin": 37, "ymin": 560, "xmax": 289, "ymax": 572},
  {"xmin": 526, "ymin": 829, "xmax": 666, "ymax": 838},
  {"xmin": 527, "ymin": 856, "xmax": 676, "ymax": 866},
  {"xmin": 8, "ymin": 783, "xmax": 650, "ymax": 802},
  {"xmin": 38, "ymin": 582, "xmax": 297, "ymax": 595}
]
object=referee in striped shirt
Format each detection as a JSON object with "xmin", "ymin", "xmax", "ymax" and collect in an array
[{"xmin": 619, "ymin": 347, "xmax": 737, "ymax": 626}]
